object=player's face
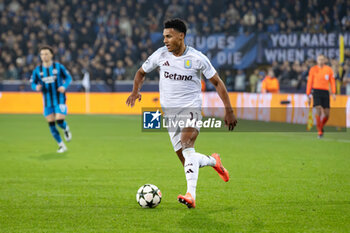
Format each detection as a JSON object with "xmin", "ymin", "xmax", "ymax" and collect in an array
[
  {"xmin": 163, "ymin": 28, "xmax": 184, "ymax": 53},
  {"xmin": 317, "ymin": 55, "xmax": 325, "ymax": 66},
  {"xmin": 40, "ymin": 49, "xmax": 53, "ymax": 63}
]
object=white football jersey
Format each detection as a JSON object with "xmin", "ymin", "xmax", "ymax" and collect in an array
[{"xmin": 142, "ymin": 46, "xmax": 216, "ymax": 108}]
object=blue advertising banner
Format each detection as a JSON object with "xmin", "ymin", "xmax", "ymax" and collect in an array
[
  {"xmin": 257, "ymin": 32, "xmax": 350, "ymax": 63},
  {"xmin": 185, "ymin": 33, "xmax": 257, "ymax": 70},
  {"xmin": 150, "ymin": 33, "xmax": 257, "ymax": 69},
  {"xmin": 150, "ymin": 32, "xmax": 350, "ymax": 69}
]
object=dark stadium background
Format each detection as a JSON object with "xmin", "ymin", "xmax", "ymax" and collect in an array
[{"xmin": 0, "ymin": 0, "xmax": 350, "ymax": 93}]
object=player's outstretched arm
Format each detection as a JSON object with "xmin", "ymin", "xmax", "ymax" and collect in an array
[
  {"xmin": 209, "ymin": 73, "xmax": 237, "ymax": 131},
  {"xmin": 126, "ymin": 67, "xmax": 146, "ymax": 107}
]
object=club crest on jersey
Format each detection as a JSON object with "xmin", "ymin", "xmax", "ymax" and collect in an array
[
  {"xmin": 52, "ymin": 69, "xmax": 58, "ymax": 75},
  {"xmin": 184, "ymin": 59, "xmax": 192, "ymax": 69}
]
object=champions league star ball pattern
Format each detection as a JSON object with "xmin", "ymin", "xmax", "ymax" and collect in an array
[{"xmin": 136, "ymin": 184, "xmax": 162, "ymax": 208}]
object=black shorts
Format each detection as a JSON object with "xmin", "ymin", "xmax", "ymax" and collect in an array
[{"xmin": 312, "ymin": 89, "xmax": 330, "ymax": 108}]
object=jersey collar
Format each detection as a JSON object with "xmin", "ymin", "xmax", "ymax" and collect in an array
[{"xmin": 182, "ymin": 46, "xmax": 189, "ymax": 56}]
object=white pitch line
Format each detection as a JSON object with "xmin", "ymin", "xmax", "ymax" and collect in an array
[
  {"xmin": 321, "ymin": 138, "xmax": 350, "ymax": 143},
  {"xmin": 277, "ymin": 133, "xmax": 350, "ymax": 143}
]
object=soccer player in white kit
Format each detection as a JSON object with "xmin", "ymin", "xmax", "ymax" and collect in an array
[{"xmin": 126, "ymin": 19, "xmax": 237, "ymax": 208}]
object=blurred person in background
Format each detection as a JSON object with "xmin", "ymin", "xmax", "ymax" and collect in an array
[
  {"xmin": 105, "ymin": 67, "xmax": 115, "ymax": 92},
  {"xmin": 114, "ymin": 60, "xmax": 126, "ymax": 81},
  {"xmin": 256, "ymin": 70, "xmax": 265, "ymax": 93},
  {"xmin": 280, "ymin": 61, "xmax": 291, "ymax": 85},
  {"xmin": 249, "ymin": 69, "xmax": 259, "ymax": 93},
  {"xmin": 261, "ymin": 68, "xmax": 280, "ymax": 93},
  {"xmin": 0, "ymin": 64, "xmax": 5, "ymax": 90},
  {"xmin": 6, "ymin": 63, "xmax": 19, "ymax": 80},
  {"xmin": 272, "ymin": 61, "xmax": 281, "ymax": 80},
  {"xmin": 331, "ymin": 59, "xmax": 342, "ymax": 94},
  {"xmin": 224, "ymin": 70, "xmax": 234, "ymax": 92},
  {"xmin": 343, "ymin": 61, "xmax": 350, "ymax": 95},
  {"xmin": 291, "ymin": 61, "xmax": 301, "ymax": 88},
  {"xmin": 124, "ymin": 56, "xmax": 139, "ymax": 80},
  {"xmin": 298, "ymin": 63, "xmax": 309, "ymax": 90},
  {"xmin": 306, "ymin": 54, "xmax": 336, "ymax": 139},
  {"xmin": 30, "ymin": 45, "xmax": 72, "ymax": 153},
  {"xmin": 234, "ymin": 69, "xmax": 246, "ymax": 92}
]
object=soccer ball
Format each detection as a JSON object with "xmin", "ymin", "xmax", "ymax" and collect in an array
[{"xmin": 136, "ymin": 184, "xmax": 162, "ymax": 208}]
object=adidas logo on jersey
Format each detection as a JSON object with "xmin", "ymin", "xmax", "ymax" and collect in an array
[
  {"xmin": 162, "ymin": 61, "xmax": 170, "ymax": 66},
  {"xmin": 164, "ymin": 71, "xmax": 193, "ymax": 81}
]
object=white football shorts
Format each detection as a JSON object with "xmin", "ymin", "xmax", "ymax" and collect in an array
[{"xmin": 163, "ymin": 108, "xmax": 202, "ymax": 151}]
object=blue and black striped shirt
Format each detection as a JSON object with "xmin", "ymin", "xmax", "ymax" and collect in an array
[{"xmin": 30, "ymin": 62, "xmax": 72, "ymax": 107}]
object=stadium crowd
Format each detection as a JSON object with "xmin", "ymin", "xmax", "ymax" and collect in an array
[
  {"xmin": 223, "ymin": 56, "xmax": 350, "ymax": 94},
  {"xmin": 1, "ymin": 0, "xmax": 350, "ymax": 92}
]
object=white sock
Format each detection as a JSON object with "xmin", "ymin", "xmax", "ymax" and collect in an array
[
  {"xmin": 58, "ymin": 141, "xmax": 66, "ymax": 148},
  {"xmin": 195, "ymin": 152, "xmax": 216, "ymax": 168},
  {"xmin": 182, "ymin": 148, "xmax": 199, "ymax": 200}
]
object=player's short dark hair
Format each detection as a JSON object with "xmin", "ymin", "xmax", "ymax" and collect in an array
[
  {"xmin": 164, "ymin": 18, "xmax": 187, "ymax": 36},
  {"xmin": 39, "ymin": 45, "xmax": 54, "ymax": 55}
]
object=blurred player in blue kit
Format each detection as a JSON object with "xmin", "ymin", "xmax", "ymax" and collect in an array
[{"xmin": 30, "ymin": 45, "xmax": 72, "ymax": 153}]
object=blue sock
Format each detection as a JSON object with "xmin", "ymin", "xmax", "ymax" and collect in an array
[
  {"xmin": 56, "ymin": 119, "xmax": 67, "ymax": 130},
  {"xmin": 49, "ymin": 122, "xmax": 62, "ymax": 143}
]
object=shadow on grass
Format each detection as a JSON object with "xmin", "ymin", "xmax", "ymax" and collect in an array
[
  {"xmin": 177, "ymin": 206, "xmax": 266, "ymax": 232},
  {"xmin": 177, "ymin": 207, "xmax": 234, "ymax": 232},
  {"xmin": 36, "ymin": 152, "xmax": 68, "ymax": 160}
]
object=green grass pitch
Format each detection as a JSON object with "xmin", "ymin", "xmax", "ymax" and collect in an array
[{"xmin": 0, "ymin": 114, "xmax": 349, "ymax": 233}]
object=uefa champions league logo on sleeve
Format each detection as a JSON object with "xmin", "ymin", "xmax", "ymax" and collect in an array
[{"xmin": 143, "ymin": 110, "xmax": 162, "ymax": 129}]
